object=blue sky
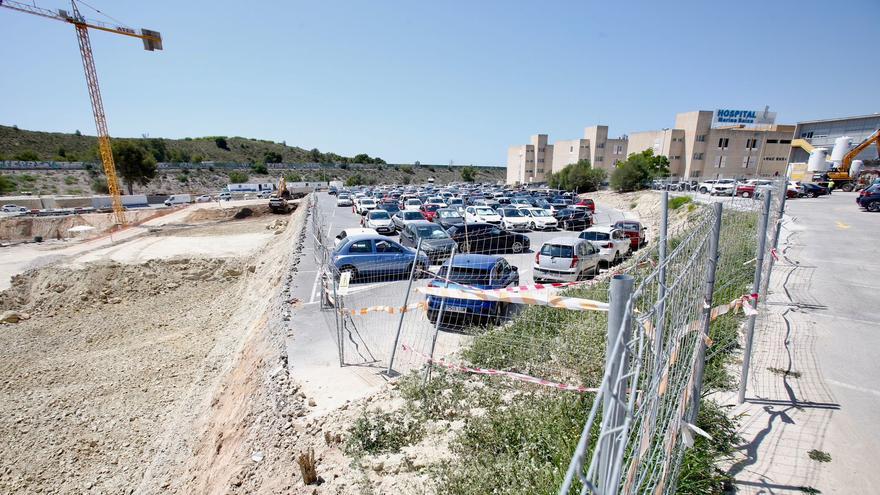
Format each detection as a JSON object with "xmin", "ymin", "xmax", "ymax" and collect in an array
[{"xmin": 1, "ymin": 0, "xmax": 878, "ymax": 166}]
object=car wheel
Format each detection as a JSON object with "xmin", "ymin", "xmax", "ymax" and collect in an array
[
  {"xmin": 868, "ymin": 201, "xmax": 880, "ymax": 212},
  {"xmin": 511, "ymin": 241, "xmax": 524, "ymax": 254},
  {"xmin": 806, "ymin": 191, "xmax": 816, "ymax": 198},
  {"xmin": 699, "ymin": 187, "xmax": 707, "ymax": 194},
  {"xmin": 741, "ymin": 191, "xmax": 751, "ymax": 198},
  {"xmin": 528, "ymin": 222, "xmax": 535, "ymax": 230},
  {"xmin": 339, "ymin": 265, "xmax": 357, "ymax": 282},
  {"xmin": 842, "ymin": 183, "xmax": 854, "ymax": 192}
]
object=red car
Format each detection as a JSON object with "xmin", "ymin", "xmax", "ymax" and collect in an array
[
  {"xmin": 420, "ymin": 203, "xmax": 442, "ymax": 221},
  {"xmin": 575, "ymin": 198, "xmax": 596, "ymax": 212},
  {"xmin": 612, "ymin": 220, "xmax": 647, "ymax": 250}
]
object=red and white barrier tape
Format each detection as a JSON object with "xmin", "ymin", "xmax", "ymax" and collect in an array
[
  {"xmin": 401, "ymin": 344, "xmax": 598, "ymax": 393},
  {"xmin": 343, "ymin": 301, "xmax": 427, "ymax": 316},
  {"xmin": 769, "ymin": 248, "xmax": 779, "ymax": 261},
  {"xmin": 416, "ymin": 286, "xmax": 609, "ymax": 312}
]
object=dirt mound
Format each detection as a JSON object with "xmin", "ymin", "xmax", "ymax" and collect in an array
[
  {"xmin": 184, "ymin": 204, "xmax": 281, "ymax": 223},
  {"xmin": 0, "ymin": 209, "xmax": 157, "ymax": 242}
]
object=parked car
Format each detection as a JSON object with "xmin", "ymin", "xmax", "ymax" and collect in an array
[
  {"xmin": 446, "ymin": 223, "xmax": 530, "ymax": 254},
  {"xmin": 379, "ymin": 202, "xmax": 401, "ymax": 215},
  {"xmin": 497, "ymin": 207, "xmax": 533, "ymax": 231},
  {"xmin": 355, "ymin": 198, "xmax": 378, "ymax": 215},
  {"xmin": 403, "ymin": 198, "xmax": 423, "ymax": 211},
  {"xmin": 426, "ymin": 254, "xmax": 519, "ymax": 324},
  {"xmin": 334, "ymin": 227, "xmax": 378, "ymax": 247},
  {"xmin": 578, "ymin": 226, "xmax": 631, "ymax": 265},
  {"xmin": 521, "ymin": 207, "xmax": 558, "ymax": 230},
  {"xmin": 709, "ymin": 179, "xmax": 737, "ymax": 196},
  {"xmin": 332, "ymin": 234, "xmax": 430, "ymax": 282},
  {"xmin": 218, "ymin": 192, "xmax": 232, "ymax": 201},
  {"xmin": 420, "ymin": 203, "xmax": 443, "ymax": 222},
  {"xmin": 575, "ymin": 198, "xmax": 596, "ymax": 212},
  {"xmin": 735, "ymin": 180, "xmax": 773, "ymax": 198},
  {"xmin": 697, "ymin": 180, "xmax": 717, "ymax": 194},
  {"xmin": 336, "ymin": 193, "xmax": 354, "ymax": 207},
  {"xmin": 328, "ymin": 186, "xmax": 338, "ymax": 196},
  {"xmin": 399, "ymin": 221, "xmax": 457, "ymax": 262},
  {"xmin": 464, "ymin": 206, "xmax": 502, "ymax": 224},
  {"xmin": 362, "ymin": 209, "xmax": 395, "ymax": 235},
  {"xmin": 434, "ymin": 208, "xmax": 465, "ymax": 230},
  {"xmin": 195, "ymin": 194, "xmax": 212, "ymax": 203},
  {"xmin": 533, "ymin": 237, "xmax": 601, "ymax": 283},
  {"xmin": 164, "ymin": 194, "xmax": 192, "ymax": 206},
  {"xmin": 1, "ymin": 204, "xmax": 28, "ymax": 212},
  {"xmin": 554, "ymin": 208, "xmax": 592, "ymax": 231},
  {"xmin": 392, "ymin": 210, "xmax": 427, "ymax": 231},
  {"xmin": 857, "ymin": 184, "xmax": 880, "ymax": 212},
  {"xmin": 612, "ymin": 220, "xmax": 647, "ymax": 250},
  {"xmin": 801, "ymin": 183, "xmax": 830, "ymax": 198}
]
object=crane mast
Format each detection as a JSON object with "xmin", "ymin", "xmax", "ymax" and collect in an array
[{"xmin": 0, "ymin": 0, "xmax": 163, "ymax": 225}]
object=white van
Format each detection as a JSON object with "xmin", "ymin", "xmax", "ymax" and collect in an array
[{"xmin": 164, "ymin": 194, "xmax": 192, "ymax": 206}]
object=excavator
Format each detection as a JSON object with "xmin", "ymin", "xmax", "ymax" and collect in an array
[
  {"xmin": 791, "ymin": 129, "xmax": 880, "ymax": 191},
  {"xmin": 268, "ymin": 176, "xmax": 293, "ymax": 213}
]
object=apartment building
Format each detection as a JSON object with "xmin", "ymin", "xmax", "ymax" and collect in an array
[
  {"xmin": 507, "ymin": 125, "xmax": 627, "ymax": 184},
  {"xmin": 628, "ymin": 110, "xmax": 795, "ymax": 179}
]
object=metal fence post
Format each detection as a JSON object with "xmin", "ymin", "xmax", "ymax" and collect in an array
[
  {"xmin": 385, "ymin": 237, "xmax": 423, "ymax": 377},
  {"xmin": 690, "ymin": 202, "xmax": 723, "ymax": 422},
  {"xmin": 760, "ymin": 179, "xmax": 787, "ymax": 297},
  {"xmin": 738, "ymin": 190, "xmax": 772, "ymax": 404},
  {"xmin": 654, "ymin": 191, "xmax": 669, "ymax": 362},
  {"xmin": 424, "ymin": 245, "xmax": 457, "ymax": 384},
  {"xmin": 597, "ymin": 274, "xmax": 635, "ymax": 492}
]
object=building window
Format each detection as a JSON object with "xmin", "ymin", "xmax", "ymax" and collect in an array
[
  {"xmin": 713, "ymin": 156, "xmax": 726, "ymax": 168},
  {"xmin": 766, "ymin": 139, "xmax": 779, "ymax": 144},
  {"xmin": 613, "ymin": 144, "xmax": 624, "ymax": 154},
  {"xmin": 570, "ymin": 146, "xmax": 574, "ymax": 152},
  {"xmin": 742, "ymin": 156, "xmax": 757, "ymax": 168},
  {"xmin": 613, "ymin": 159, "xmax": 620, "ymax": 166},
  {"xmin": 537, "ymin": 168, "xmax": 544, "ymax": 173},
  {"xmin": 672, "ymin": 155, "xmax": 681, "ymax": 160},
  {"xmin": 780, "ymin": 139, "xmax": 791, "ymax": 144},
  {"xmin": 538, "ymin": 159, "xmax": 544, "ymax": 163},
  {"xmin": 692, "ymin": 170, "xmax": 702, "ymax": 178},
  {"xmin": 745, "ymin": 138, "xmax": 758, "ymax": 150},
  {"xmin": 597, "ymin": 143, "xmax": 605, "ymax": 149},
  {"xmin": 696, "ymin": 135, "xmax": 707, "ymax": 142},
  {"xmin": 596, "ymin": 156, "xmax": 604, "ymax": 162},
  {"xmin": 717, "ymin": 137, "xmax": 729, "ymax": 150},
  {"xmin": 539, "ymin": 147, "xmax": 545, "ymax": 152},
  {"xmin": 693, "ymin": 152, "xmax": 704, "ymax": 160},
  {"xmin": 800, "ymin": 131, "xmax": 813, "ymax": 139}
]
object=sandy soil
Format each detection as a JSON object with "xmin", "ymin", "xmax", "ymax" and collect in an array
[{"xmin": 0, "ymin": 199, "xmax": 308, "ymax": 494}]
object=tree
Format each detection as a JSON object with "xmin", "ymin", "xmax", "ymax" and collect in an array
[
  {"xmin": 308, "ymin": 148, "xmax": 322, "ymax": 163},
  {"xmin": 112, "ymin": 140, "xmax": 157, "ymax": 194},
  {"xmin": 264, "ymin": 151, "xmax": 283, "ymax": 163},
  {"xmin": 214, "ymin": 136, "xmax": 229, "ymax": 150},
  {"xmin": 91, "ymin": 177, "xmax": 109, "ymax": 194},
  {"xmin": 460, "ymin": 166, "xmax": 477, "ymax": 182},
  {"xmin": 345, "ymin": 173, "xmax": 363, "ymax": 187},
  {"xmin": 284, "ymin": 172, "xmax": 303, "ymax": 183},
  {"xmin": 251, "ymin": 163, "xmax": 269, "ymax": 174},
  {"xmin": 74, "ymin": 129, "xmax": 82, "ymax": 136},
  {"xmin": 144, "ymin": 138, "xmax": 168, "ymax": 162},
  {"xmin": 13, "ymin": 150, "xmax": 39, "ymax": 161},
  {"xmin": 546, "ymin": 159, "xmax": 605, "ymax": 193},
  {"xmin": 228, "ymin": 170, "xmax": 249, "ymax": 183},
  {"xmin": 372, "ymin": 157, "xmax": 386, "ymax": 165},
  {"xmin": 352, "ymin": 153, "xmax": 371, "ymax": 164},
  {"xmin": 610, "ymin": 149, "xmax": 670, "ymax": 192}
]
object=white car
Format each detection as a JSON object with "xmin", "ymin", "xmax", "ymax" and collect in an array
[
  {"xmin": 362, "ymin": 209, "xmax": 395, "ymax": 235},
  {"xmin": 195, "ymin": 194, "xmax": 212, "ymax": 203},
  {"xmin": 356, "ymin": 198, "xmax": 377, "ymax": 215},
  {"xmin": 334, "ymin": 227, "xmax": 378, "ymax": 247},
  {"xmin": 427, "ymin": 197, "xmax": 447, "ymax": 207},
  {"xmin": 522, "ymin": 207, "xmax": 558, "ymax": 230},
  {"xmin": 336, "ymin": 193, "xmax": 353, "ymax": 207},
  {"xmin": 497, "ymin": 207, "xmax": 533, "ymax": 231},
  {"xmin": 2, "ymin": 204, "xmax": 28, "ymax": 213},
  {"xmin": 218, "ymin": 192, "xmax": 232, "ymax": 201},
  {"xmin": 464, "ymin": 206, "xmax": 502, "ymax": 224},
  {"xmin": 710, "ymin": 179, "xmax": 737, "ymax": 196},
  {"xmin": 577, "ymin": 226, "xmax": 631, "ymax": 265},
  {"xmin": 403, "ymin": 198, "xmax": 422, "ymax": 211},
  {"xmin": 697, "ymin": 180, "xmax": 717, "ymax": 194},
  {"xmin": 533, "ymin": 237, "xmax": 602, "ymax": 283}
]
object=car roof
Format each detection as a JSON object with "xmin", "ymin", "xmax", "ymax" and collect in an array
[
  {"xmin": 442, "ymin": 254, "xmax": 503, "ymax": 270},
  {"xmin": 344, "ymin": 233, "xmax": 392, "ymax": 243},
  {"xmin": 584, "ymin": 225, "xmax": 614, "ymax": 233},
  {"xmin": 408, "ymin": 220, "xmax": 438, "ymax": 227},
  {"xmin": 342, "ymin": 228, "xmax": 378, "ymax": 235},
  {"xmin": 543, "ymin": 236, "xmax": 582, "ymax": 246}
]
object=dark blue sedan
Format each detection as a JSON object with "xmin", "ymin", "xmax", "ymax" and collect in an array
[
  {"xmin": 426, "ymin": 254, "xmax": 519, "ymax": 325},
  {"xmin": 332, "ymin": 234, "xmax": 430, "ymax": 282}
]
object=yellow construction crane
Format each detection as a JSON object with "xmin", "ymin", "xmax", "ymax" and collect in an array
[{"xmin": 1, "ymin": 0, "xmax": 162, "ymax": 225}]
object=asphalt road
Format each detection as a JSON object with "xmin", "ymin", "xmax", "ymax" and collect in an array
[{"xmin": 285, "ymin": 192, "xmax": 633, "ymax": 413}]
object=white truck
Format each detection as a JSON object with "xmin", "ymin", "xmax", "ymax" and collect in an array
[{"xmin": 164, "ymin": 194, "xmax": 192, "ymax": 206}]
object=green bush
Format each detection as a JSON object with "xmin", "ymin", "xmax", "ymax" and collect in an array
[
  {"xmin": 251, "ymin": 163, "xmax": 269, "ymax": 175},
  {"xmin": 400, "ymin": 165, "xmax": 414, "ymax": 175},
  {"xmin": 91, "ymin": 178, "xmax": 109, "ymax": 193},
  {"xmin": 460, "ymin": 166, "xmax": 477, "ymax": 183},
  {"xmin": 13, "ymin": 150, "xmax": 40, "ymax": 161},
  {"xmin": 345, "ymin": 411, "xmax": 423, "ymax": 456},
  {"xmin": 64, "ymin": 175, "xmax": 78, "ymax": 185},
  {"xmin": 676, "ymin": 400, "xmax": 740, "ymax": 495},
  {"xmin": 0, "ymin": 175, "xmax": 16, "ymax": 194},
  {"xmin": 669, "ymin": 196, "xmax": 692, "ymax": 210},
  {"xmin": 228, "ymin": 170, "xmax": 249, "ymax": 183}
]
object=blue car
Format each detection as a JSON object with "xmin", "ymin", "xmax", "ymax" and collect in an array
[
  {"xmin": 332, "ymin": 234, "xmax": 430, "ymax": 282},
  {"xmin": 426, "ymin": 254, "xmax": 519, "ymax": 325}
]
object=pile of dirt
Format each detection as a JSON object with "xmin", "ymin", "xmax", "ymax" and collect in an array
[
  {"xmin": 0, "ymin": 209, "xmax": 157, "ymax": 242},
  {"xmin": 184, "ymin": 204, "xmax": 281, "ymax": 223}
]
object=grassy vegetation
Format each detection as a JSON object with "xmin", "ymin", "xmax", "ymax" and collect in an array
[{"xmin": 669, "ymin": 195, "xmax": 692, "ymax": 210}]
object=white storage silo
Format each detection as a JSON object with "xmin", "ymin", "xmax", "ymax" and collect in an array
[
  {"xmin": 807, "ymin": 148, "xmax": 829, "ymax": 172},
  {"xmin": 850, "ymin": 160, "xmax": 864, "ymax": 178},
  {"xmin": 830, "ymin": 136, "xmax": 852, "ymax": 162}
]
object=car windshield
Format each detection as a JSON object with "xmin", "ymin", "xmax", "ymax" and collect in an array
[
  {"xmin": 579, "ymin": 231, "xmax": 609, "ymax": 241},
  {"xmin": 424, "ymin": 204, "xmax": 440, "ymax": 212},
  {"xmin": 531, "ymin": 209, "xmax": 551, "ymax": 217},
  {"xmin": 415, "ymin": 225, "xmax": 450, "ymax": 239},
  {"xmin": 502, "ymin": 209, "xmax": 525, "ymax": 217},
  {"xmin": 616, "ymin": 222, "xmax": 639, "ymax": 230},
  {"xmin": 369, "ymin": 211, "xmax": 390, "ymax": 220},
  {"xmin": 438, "ymin": 266, "xmax": 490, "ymax": 285},
  {"xmin": 438, "ymin": 210, "xmax": 461, "ymax": 218},
  {"xmin": 475, "ymin": 207, "xmax": 494, "ymax": 215},
  {"xmin": 361, "ymin": 199, "xmax": 376, "ymax": 206},
  {"xmin": 406, "ymin": 199, "xmax": 421, "ymax": 205},
  {"xmin": 540, "ymin": 244, "xmax": 574, "ymax": 257},
  {"xmin": 403, "ymin": 211, "xmax": 423, "ymax": 220},
  {"xmin": 339, "ymin": 194, "xmax": 350, "ymax": 199}
]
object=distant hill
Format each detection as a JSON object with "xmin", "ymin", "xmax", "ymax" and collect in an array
[{"xmin": 0, "ymin": 125, "xmax": 377, "ymax": 165}]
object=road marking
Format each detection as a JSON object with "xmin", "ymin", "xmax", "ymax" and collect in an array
[
  {"xmin": 836, "ymin": 221, "xmax": 850, "ymax": 230},
  {"xmin": 825, "ymin": 379, "xmax": 880, "ymax": 399},
  {"xmin": 308, "ymin": 267, "xmax": 322, "ymax": 303}
]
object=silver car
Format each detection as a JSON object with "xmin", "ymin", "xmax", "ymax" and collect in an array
[{"xmin": 533, "ymin": 237, "xmax": 601, "ymax": 283}]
